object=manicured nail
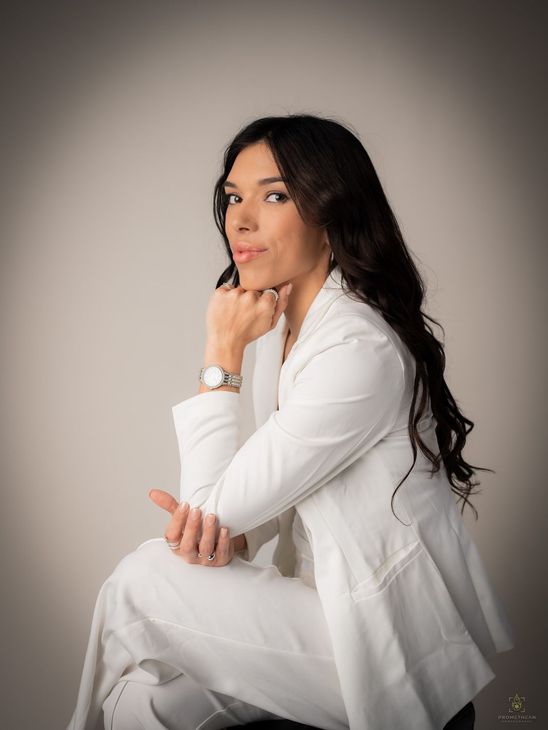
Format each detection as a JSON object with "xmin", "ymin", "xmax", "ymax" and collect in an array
[
  {"xmin": 206, "ymin": 514, "xmax": 216, "ymax": 524},
  {"xmin": 178, "ymin": 501, "xmax": 188, "ymax": 512},
  {"xmin": 191, "ymin": 508, "xmax": 201, "ymax": 520},
  {"xmin": 221, "ymin": 527, "xmax": 228, "ymax": 537},
  {"xmin": 287, "ymin": 283, "xmax": 293, "ymax": 295}
]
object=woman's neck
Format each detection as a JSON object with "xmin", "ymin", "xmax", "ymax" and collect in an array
[
  {"xmin": 282, "ymin": 328, "xmax": 295, "ymax": 365},
  {"xmin": 282, "ymin": 260, "xmax": 330, "ymax": 342}
]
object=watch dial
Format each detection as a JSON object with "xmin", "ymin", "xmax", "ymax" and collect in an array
[{"xmin": 204, "ymin": 365, "xmax": 223, "ymax": 387}]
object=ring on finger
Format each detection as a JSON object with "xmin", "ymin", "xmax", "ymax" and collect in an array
[
  {"xmin": 262, "ymin": 288, "xmax": 279, "ymax": 303},
  {"xmin": 198, "ymin": 551, "xmax": 216, "ymax": 560}
]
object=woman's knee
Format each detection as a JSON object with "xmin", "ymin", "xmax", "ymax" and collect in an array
[
  {"xmin": 100, "ymin": 538, "xmax": 183, "ymax": 614},
  {"xmin": 109, "ymin": 538, "xmax": 179, "ymax": 584},
  {"xmin": 101, "ymin": 537, "xmax": 252, "ymax": 623}
]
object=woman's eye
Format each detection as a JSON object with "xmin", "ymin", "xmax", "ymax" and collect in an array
[
  {"xmin": 224, "ymin": 192, "xmax": 288, "ymax": 205},
  {"xmin": 265, "ymin": 192, "xmax": 288, "ymax": 203}
]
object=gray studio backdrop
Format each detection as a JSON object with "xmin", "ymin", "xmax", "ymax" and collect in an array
[{"xmin": 1, "ymin": 2, "xmax": 546, "ymax": 729}]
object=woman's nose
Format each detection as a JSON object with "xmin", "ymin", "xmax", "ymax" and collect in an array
[{"xmin": 230, "ymin": 200, "xmax": 259, "ymax": 230}]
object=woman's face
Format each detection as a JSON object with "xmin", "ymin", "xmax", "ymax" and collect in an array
[{"xmin": 223, "ymin": 141, "xmax": 329, "ymax": 291}]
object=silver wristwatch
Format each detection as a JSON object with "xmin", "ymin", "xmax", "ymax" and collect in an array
[{"xmin": 199, "ymin": 363, "xmax": 243, "ymax": 390}]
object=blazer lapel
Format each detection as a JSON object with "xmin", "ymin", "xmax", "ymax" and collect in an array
[
  {"xmin": 252, "ymin": 264, "xmax": 345, "ymax": 427},
  {"xmin": 252, "ymin": 312, "xmax": 289, "ymax": 428}
]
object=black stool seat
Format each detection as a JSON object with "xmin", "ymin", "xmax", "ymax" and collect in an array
[
  {"xmin": 225, "ymin": 723, "xmax": 321, "ymax": 729},
  {"xmin": 223, "ymin": 700, "xmax": 475, "ymax": 729},
  {"xmin": 443, "ymin": 701, "xmax": 475, "ymax": 729}
]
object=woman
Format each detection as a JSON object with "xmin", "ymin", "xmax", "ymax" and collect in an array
[{"xmin": 66, "ymin": 114, "xmax": 514, "ymax": 730}]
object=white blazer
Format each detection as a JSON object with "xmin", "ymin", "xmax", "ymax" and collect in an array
[{"xmin": 172, "ymin": 264, "xmax": 515, "ymax": 729}]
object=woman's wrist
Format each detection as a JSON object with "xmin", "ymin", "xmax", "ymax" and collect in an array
[
  {"xmin": 232, "ymin": 533, "xmax": 247, "ymax": 553},
  {"xmin": 199, "ymin": 338, "xmax": 245, "ymax": 394}
]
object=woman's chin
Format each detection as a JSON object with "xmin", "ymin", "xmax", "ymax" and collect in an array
[{"xmin": 238, "ymin": 271, "xmax": 276, "ymax": 292}]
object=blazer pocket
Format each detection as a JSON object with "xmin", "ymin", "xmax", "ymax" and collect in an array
[
  {"xmin": 350, "ymin": 540, "xmax": 423, "ymax": 601},
  {"xmin": 350, "ymin": 539, "xmax": 471, "ymax": 645}
]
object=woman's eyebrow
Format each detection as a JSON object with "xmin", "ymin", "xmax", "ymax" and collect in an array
[{"xmin": 223, "ymin": 177, "xmax": 287, "ymax": 189}]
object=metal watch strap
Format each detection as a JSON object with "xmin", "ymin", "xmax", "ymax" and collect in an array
[
  {"xmin": 221, "ymin": 370, "xmax": 243, "ymax": 388},
  {"xmin": 199, "ymin": 365, "xmax": 243, "ymax": 389}
]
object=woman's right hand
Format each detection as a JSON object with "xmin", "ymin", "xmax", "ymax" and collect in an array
[{"xmin": 206, "ymin": 281, "xmax": 293, "ymax": 348}]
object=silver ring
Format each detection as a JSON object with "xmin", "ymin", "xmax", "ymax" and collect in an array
[
  {"xmin": 165, "ymin": 538, "xmax": 181, "ymax": 550},
  {"xmin": 198, "ymin": 551, "xmax": 216, "ymax": 561},
  {"xmin": 262, "ymin": 288, "xmax": 279, "ymax": 303}
]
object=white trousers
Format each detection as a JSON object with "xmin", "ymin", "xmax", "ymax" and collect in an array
[{"xmin": 66, "ymin": 537, "xmax": 349, "ymax": 730}]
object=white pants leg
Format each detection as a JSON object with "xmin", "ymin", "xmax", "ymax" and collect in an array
[
  {"xmin": 66, "ymin": 537, "xmax": 349, "ymax": 730},
  {"xmin": 102, "ymin": 671, "xmax": 285, "ymax": 730}
]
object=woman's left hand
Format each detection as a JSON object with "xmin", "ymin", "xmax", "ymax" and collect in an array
[{"xmin": 148, "ymin": 489, "xmax": 234, "ymax": 566}]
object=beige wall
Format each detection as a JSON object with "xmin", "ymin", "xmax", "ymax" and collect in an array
[{"xmin": 1, "ymin": 2, "xmax": 546, "ymax": 728}]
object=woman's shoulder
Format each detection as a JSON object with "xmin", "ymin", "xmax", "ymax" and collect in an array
[
  {"xmin": 296, "ymin": 293, "xmax": 417, "ymax": 391},
  {"xmin": 320, "ymin": 293, "xmax": 403, "ymax": 352},
  {"xmin": 255, "ymin": 287, "xmax": 411, "ymax": 379}
]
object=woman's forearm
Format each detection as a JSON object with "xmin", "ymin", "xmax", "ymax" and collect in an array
[{"xmin": 193, "ymin": 338, "xmax": 247, "ymax": 553}]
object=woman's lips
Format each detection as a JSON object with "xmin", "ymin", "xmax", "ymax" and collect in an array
[{"xmin": 233, "ymin": 249, "xmax": 268, "ymax": 264}]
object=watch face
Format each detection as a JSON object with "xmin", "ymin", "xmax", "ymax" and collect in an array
[{"xmin": 203, "ymin": 365, "xmax": 223, "ymax": 388}]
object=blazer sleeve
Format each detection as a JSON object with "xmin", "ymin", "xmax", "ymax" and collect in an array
[
  {"xmin": 172, "ymin": 349, "xmax": 280, "ymax": 561},
  {"xmin": 171, "ymin": 325, "xmax": 405, "ymax": 539}
]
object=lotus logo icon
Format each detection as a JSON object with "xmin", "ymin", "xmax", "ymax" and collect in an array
[
  {"xmin": 497, "ymin": 691, "xmax": 536, "ymax": 724},
  {"xmin": 509, "ymin": 693, "xmax": 525, "ymax": 713}
]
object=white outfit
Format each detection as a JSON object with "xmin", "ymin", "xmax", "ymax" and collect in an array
[
  {"xmin": 292, "ymin": 511, "xmax": 316, "ymax": 590},
  {"xmin": 66, "ymin": 264, "xmax": 515, "ymax": 730},
  {"xmin": 100, "ymin": 518, "xmax": 320, "ymax": 730},
  {"xmin": 72, "ymin": 537, "xmax": 344, "ymax": 730}
]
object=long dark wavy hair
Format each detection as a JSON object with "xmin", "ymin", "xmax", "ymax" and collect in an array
[{"xmin": 211, "ymin": 113, "xmax": 492, "ymax": 523}]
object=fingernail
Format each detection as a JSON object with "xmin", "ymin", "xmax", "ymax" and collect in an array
[
  {"xmin": 287, "ymin": 283, "xmax": 293, "ymax": 295},
  {"xmin": 191, "ymin": 508, "xmax": 201, "ymax": 520},
  {"xmin": 206, "ymin": 513, "xmax": 216, "ymax": 524},
  {"xmin": 178, "ymin": 501, "xmax": 188, "ymax": 512},
  {"xmin": 221, "ymin": 527, "xmax": 228, "ymax": 537}
]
